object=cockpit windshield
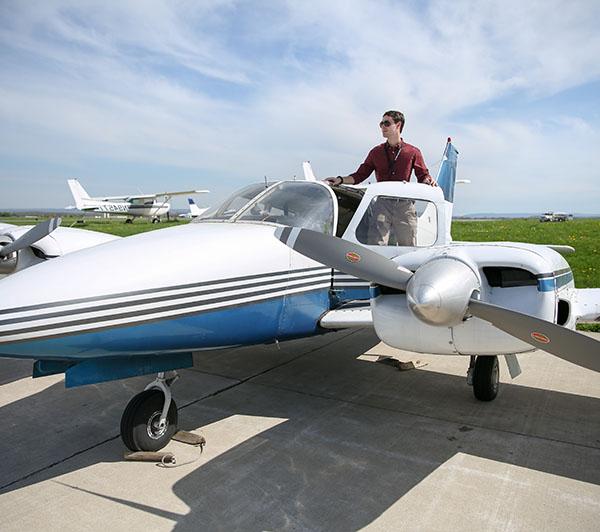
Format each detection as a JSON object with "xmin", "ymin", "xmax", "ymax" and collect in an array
[
  {"xmin": 194, "ymin": 183, "xmax": 271, "ymax": 222},
  {"xmin": 235, "ymin": 181, "xmax": 335, "ymax": 234}
]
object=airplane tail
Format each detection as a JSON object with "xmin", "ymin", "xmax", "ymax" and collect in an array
[
  {"xmin": 67, "ymin": 179, "xmax": 93, "ymax": 210},
  {"xmin": 434, "ymin": 139, "xmax": 459, "ymax": 242},
  {"xmin": 188, "ymin": 198, "xmax": 202, "ymax": 217},
  {"xmin": 302, "ymin": 161, "xmax": 317, "ymax": 181},
  {"xmin": 435, "ymin": 138, "xmax": 459, "ymax": 203}
]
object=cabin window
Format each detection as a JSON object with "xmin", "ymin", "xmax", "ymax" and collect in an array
[
  {"xmin": 483, "ymin": 267, "xmax": 537, "ymax": 288},
  {"xmin": 236, "ymin": 182, "xmax": 335, "ymax": 234},
  {"xmin": 355, "ymin": 196, "xmax": 438, "ymax": 247}
]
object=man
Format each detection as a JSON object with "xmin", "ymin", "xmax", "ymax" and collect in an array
[{"xmin": 325, "ymin": 110, "xmax": 436, "ymax": 245}]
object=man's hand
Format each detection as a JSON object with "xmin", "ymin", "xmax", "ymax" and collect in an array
[{"xmin": 324, "ymin": 176, "xmax": 344, "ymax": 186}]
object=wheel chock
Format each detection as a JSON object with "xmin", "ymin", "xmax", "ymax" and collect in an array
[
  {"xmin": 124, "ymin": 451, "xmax": 176, "ymax": 464},
  {"xmin": 172, "ymin": 430, "xmax": 206, "ymax": 450}
]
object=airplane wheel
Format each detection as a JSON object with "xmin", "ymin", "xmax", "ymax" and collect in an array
[
  {"xmin": 120, "ymin": 389, "xmax": 178, "ymax": 451},
  {"xmin": 472, "ymin": 355, "xmax": 499, "ymax": 401},
  {"xmin": 152, "ymin": 218, "xmax": 160, "ymax": 224},
  {"xmin": 125, "ymin": 219, "xmax": 133, "ymax": 224}
]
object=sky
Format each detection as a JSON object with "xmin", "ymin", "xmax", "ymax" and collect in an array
[{"xmin": 1, "ymin": 0, "xmax": 599, "ymax": 215}]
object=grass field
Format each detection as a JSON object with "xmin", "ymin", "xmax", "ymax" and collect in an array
[
  {"xmin": 3, "ymin": 215, "xmax": 599, "ymax": 288},
  {"xmin": 452, "ymin": 219, "xmax": 599, "ymax": 289}
]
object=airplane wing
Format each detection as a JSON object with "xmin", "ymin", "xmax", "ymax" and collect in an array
[
  {"xmin": 572, "ymin": 288, "xmax": 600, "ymax": 322},
  {"xmin": 97, "ymin": 191, "xmax": 209, "ymax": 201},
  {"xmin": 149, "ymin": 189, "xmax": 210, "ymax": 198}
]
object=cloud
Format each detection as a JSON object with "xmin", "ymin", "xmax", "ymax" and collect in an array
[{"xmin": 0, "ymin": 0, "xmax": 599, "ymax": 211}]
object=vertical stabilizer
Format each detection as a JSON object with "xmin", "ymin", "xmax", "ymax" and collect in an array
[
  {"xmin": 188, "ymin": 198, "xmax": 201, "ymax": 217},
  {"xmin": 436, "ymin": 139, "xmax": 459, "ymax": 203},
  {"xmin": 302, "ymin": 161, "xmax": 317, "ymax": 181},
  {"xmin": 67, "ymin": 179, "xmax": 92, "ymax": 210},
  {"xmin": 434, "ymin": 139, "xmax": 459, "ymax": 242}
]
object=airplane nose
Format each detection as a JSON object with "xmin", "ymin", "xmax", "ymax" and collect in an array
[{"xmin": 0, "ymin": 223, "xmax": 299, "ymax": 358}]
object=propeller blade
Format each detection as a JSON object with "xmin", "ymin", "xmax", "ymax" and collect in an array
[
  {"xmin": 275, "ymin": 227, "xmax": 413, "ymax": 290},
  {"xmin": 469, "ymin": 299, "xmax": 600, "ymax": 372},
  {"xmin": 0, "ymin": 217, "xmax": 61, "ymax": 258}
]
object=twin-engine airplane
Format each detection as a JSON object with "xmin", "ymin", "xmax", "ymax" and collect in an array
[
  {"xmin": 0, "ymin": 140, "xmax": 598, "ymax": 454},
  {"xmin": 67, "ymin": 178, "xmax": 209, "ymax": 223}
]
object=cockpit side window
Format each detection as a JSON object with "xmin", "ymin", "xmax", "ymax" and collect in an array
[
  {"xmin": 333, "ymin": 187, "xmax": 364, "ymax": 237},
  {"xmin": 236, "ymin": 182, "xmax": 335, "ymax": 234},
  {"xmin": 356, "ymin": 196, "xmax": 437, "ymax": 247}
]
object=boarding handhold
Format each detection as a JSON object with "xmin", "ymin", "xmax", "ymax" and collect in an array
[{"xmin": 124, "ymin": 451, "xmax": 176, "ymax": 464}]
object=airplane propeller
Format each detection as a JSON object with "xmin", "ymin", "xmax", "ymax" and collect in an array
[
  {"xmin": 275, "ymin": 227, "xmax": 600, "ymax": 372},
  {"xmin": 0, "ymin": 217, "xmax": 61, "ymax": 273}
]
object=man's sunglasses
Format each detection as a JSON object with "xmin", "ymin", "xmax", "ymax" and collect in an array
[{"xmin": 379, "ymin": 120, "xmax": 394, "ymax": 127}]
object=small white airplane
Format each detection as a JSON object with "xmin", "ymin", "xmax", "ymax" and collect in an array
[
  {"xmin": 0, "ymin": 140, "xmax": 598, "ymax": 454},
  {"xmin": 178, "ymin": 197, "xmax": 209, "ymax": 219},
  {"xmin": 67, "ymin": 179, "xmax": 209, "ymax": 223}
]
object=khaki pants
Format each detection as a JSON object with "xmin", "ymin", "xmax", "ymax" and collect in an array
[{"xmin": 367, "ymin": 198, "xmax": 417, "ymax": 246}]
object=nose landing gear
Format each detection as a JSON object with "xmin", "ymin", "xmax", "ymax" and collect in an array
[
  {"xmin": 467, "ymin": 355, "xmax": 499, "ymax": 401},
  {"xmin": 121, "ymin": 371, "xmax": 179, "ymax": 451}
]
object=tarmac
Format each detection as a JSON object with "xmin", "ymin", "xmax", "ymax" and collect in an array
[{"xmin": 0, "ymin": 328, "xmax": 598, "ymax": 531}]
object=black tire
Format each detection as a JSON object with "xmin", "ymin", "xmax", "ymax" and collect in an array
[
  {"xmin": 125, "ymin": 218, "xmax": 133, "ymax": 224},
  {"xmin": 473, "ymin": 355, "xmax": 499, "ymax": 401},
  {"xmin": 120, "ymin": 389, "xmax": 178, "ymax": 451},
  {"xmin": 120, "ymin": 391, "xmax": 146, "ymax": 450}
]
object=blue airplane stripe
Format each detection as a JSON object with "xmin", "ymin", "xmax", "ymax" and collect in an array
[
  {"xmin": 537, "ymin": 270, "xmax": 573, "ymax": 291},
  {"xmin": 0, "ymin": 279, "xmax": 332, "ymax": 340},
  {"xmin": 537, "ymin": 279, "xmax": 556, "ymax": 292},
  {"xmin": 0, "ymin": 290, "xmax": 331, "ymax": 359}
]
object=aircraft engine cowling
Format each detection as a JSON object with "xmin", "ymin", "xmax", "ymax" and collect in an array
[{"xmin": 406, "ymin": 255, "xmax": 480, "ymax": 327}]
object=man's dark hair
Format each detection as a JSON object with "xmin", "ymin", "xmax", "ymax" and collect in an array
[{"xmin": 383, "ymin": 110, "xmax": 405, "ymax": 132}]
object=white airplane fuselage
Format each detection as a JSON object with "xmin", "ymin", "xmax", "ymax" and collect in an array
[
  {"xmin": 0, "ymin": 221, "xmax": 339, "ymax": 360},
  {"xmin": 81, "ymin": 200, "xmax": 170, "ymax": 218}
]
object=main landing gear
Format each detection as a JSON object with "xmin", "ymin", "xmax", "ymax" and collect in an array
[
  {"xmin": 121, "ymin": 371, "xmax": 179, "ymax": 451},
  {"xmin": 467, "ymin": 355, "xmax": 499, "ymax": 401}
]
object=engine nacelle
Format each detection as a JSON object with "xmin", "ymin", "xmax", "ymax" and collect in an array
[{"xmin": 406, "ymin": 255, "xmax": 480, "ymax": 327}]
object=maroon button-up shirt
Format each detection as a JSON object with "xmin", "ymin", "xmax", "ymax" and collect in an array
[{"xmin": 350, "ymin": 140, "xmax": 434, "ymax": 185}]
